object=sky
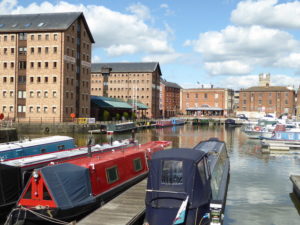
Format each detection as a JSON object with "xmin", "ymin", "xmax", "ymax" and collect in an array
[{"xmin": 2, "ymin": 0, "xmax": 300, "ymax": 90}]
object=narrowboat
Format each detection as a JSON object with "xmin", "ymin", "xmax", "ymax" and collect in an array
[
  {"xmin": 171, "ymin": 118, "xmax": 186, "ymax": 126},
  {"xmin": 156, "ymin": 119, "xmax": 173, "ymax": 128},
  {"xmin": 106, "ymin": 122, "xmax": 136, "ymax": 134},
  {"xmin": 0, "ymin": 136, "xmax": 75, "ymax": 161},
  {"xmin": 7, "ymin": 141, "xmax": 171, "ymax": 224},
  {"xmin": 145, "ymin": 138, "xmax": 230, "ymax": 225},
  {"xmin": 0, "ymin": 139, "xmax": 135, "ymax": 218},
  {"xmin": 224, "ymin": 119, "xmax": 240, "ymax": 127}
]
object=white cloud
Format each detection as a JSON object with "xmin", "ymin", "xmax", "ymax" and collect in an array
[
  {"xmin": 274, "ymin": 53, "xmax": 300, "ymax": 69},
  {"xmin": 160, "ymin": 3, "xmax": 174, "ymax": 16},
  {"xmin": 218, "ymin": 74, "xmax": 300, "ymax": 89},
  {"xmin": 185, "ymin": 25, "xmax": 300, "ymax": 75},
  {"xmin": 204, "ymin": 61, "xmax": 251, "ymax": 75},
  {"xmin": 142, "ymin": 53, "xmax": 182, "ymax": 64},
  {"xmin": 126, "ymin": 3, "xmax": 152, "ymax": 21},
  {"xmin": 92, "ymin": 55, "xmax": 101, "ymax": 63},
  {"xmin": 6, "ymin": 1, "xmax": 174, "ymax": 57},
  {"xmin": 231, "ymin": 0, "xmax": 300, "ymax": 29}
]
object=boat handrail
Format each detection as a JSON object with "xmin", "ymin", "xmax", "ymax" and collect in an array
[{"xmin": 146, "ymin": 189, "xmax": 187, "ymax": 195}]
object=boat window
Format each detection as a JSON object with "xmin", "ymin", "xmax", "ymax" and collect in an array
[
  {"xmin": 23, "ymin": 183, "xmax": 32, "ymax": 199},
  {"xmin": 161, "ymin": 160, "xmax": 183, "ymax": 185},
  {"xmin": 276, "ymin": 133, "xmax": 281, "ymax": 139},
  {"xmin": 40, "ymin": 148, "xmax": 46, "ymax": 153},
  {"xmin": 288, "ymin": 133, "xmax": 293, "ymax": 140},
  {"xmin": 133, "ymin": 158, "xmax": 142, "ymax": 172},
  {"xmin": 57, "ymin": 145, "xmax": 65, "ymax": 150},
  {"xmin": 106, "ymin": 166, "xmax": 119, "ymax": 184},
  {"xmin": 43, "ymin": 184, "xmax": 52, "ymax": 200},
  {"xmin": 198, "ymin": 159, "xmax": 207, "ymax": 185}
]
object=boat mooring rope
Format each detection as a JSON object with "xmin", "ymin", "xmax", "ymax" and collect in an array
[{"xmin": 4, "ymin": 207, "xmax": 73, "ymax": 225}]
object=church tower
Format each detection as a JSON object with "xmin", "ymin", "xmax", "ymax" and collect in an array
[{"xmin": 259, "ymin": 73, "xmax": 270, "ymax": 87}]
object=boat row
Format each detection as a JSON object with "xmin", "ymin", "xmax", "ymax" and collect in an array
[{"xmin": 1, "ymin": 135, "xmax": 230, "ymax": 225}]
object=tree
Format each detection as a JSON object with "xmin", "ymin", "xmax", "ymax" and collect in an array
[
  {"xmin": 123, "ymin": 112, "xmax": 129, "ymax": 120},
  {"xmin": 116, "ymin": 113, "xmax": 121, "ymax": 121},
  {"xmin": 103, "ymin": 110, "xmax": 110, "ymax": 121}
]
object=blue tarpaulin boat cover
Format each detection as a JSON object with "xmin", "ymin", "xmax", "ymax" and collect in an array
[
  {"xmin": 146, "ymin": 149, "xmax": 210, "ymax": 208},
  {"xmin": 40, "ymin": 163, "xmax": 96, "ymax": 210}
]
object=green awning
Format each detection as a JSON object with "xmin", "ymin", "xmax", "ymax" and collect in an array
[
  {"xmin": 127, "ymin": 99, "xmax": 148, "ymax": 110},
  {"xmin": 91, "ymin": 96, "xmax": 132, "ymax": 109}
]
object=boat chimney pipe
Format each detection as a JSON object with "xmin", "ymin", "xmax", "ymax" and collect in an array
[
  {"xmin": 87, "ymin": 137, "xmax": 93, "ymax": 157},
  {"xmin": 131, "ymin": 129, "xmax": 135, "ymax": 143}
]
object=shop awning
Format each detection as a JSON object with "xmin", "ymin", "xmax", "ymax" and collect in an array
[
  {"xmin": 127, "ymin": 99, "xmax": 148, "ymax": 110},
  {"xmin": 186, "ymin": 107, "xmax": 223, "ymax": 111},
  {"xmin": 91, "ymin": 96, "xmax": 132, "ymax": 109}
]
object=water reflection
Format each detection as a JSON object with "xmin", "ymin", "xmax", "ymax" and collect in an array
[{"xmin": 21, "ymin": 124, "xmax": 300, "ymax": 224}]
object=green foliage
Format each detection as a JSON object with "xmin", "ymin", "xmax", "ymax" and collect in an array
[
  {"xmin": 116, "ymin": 113, "xmax": 121, "ymax": 121},
  {"xmin": 103, "ymin": 110, "xmax": 110, "ymax": 121},
  {"xmin": 123, "ymin": 112, "xmax": 129, "ymax": 120}
]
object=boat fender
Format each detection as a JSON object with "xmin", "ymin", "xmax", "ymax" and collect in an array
[{"xmin": 44, "ymin": 127, "xmax": 50, "ymax": 133}]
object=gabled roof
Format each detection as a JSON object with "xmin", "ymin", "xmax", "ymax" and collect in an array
[
  {"xmin": 241, "ymin": 86, "xmax": 293, "ymax": 92},
  {"xmin": 160, "ymin": 79, "xmax": 182, "ymax": 89},
  {"xmin": 91, "ymin": 62, "xmax": 161, "ymax": 75},
  {"xmin": 0, "ymin": 12, "xmax": 95, "ymax": 43}
]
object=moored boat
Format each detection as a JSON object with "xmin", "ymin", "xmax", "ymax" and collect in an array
[
  {"xmin": 0, "ymin": 139, "xmax": 135, "ymax": 218},
  {"xmin": 156, "ymin": 119, "xmax": 173, "ymax": 128},
  {"xmin": 7, "ymin": 140, "xmax": 171, "ymax": 224},
  {"xmin": 171, "ymin": 118, "xmax": 186, "ymax": 126},
  {"xmin": 0, "ymin": 136, "xmax": 75, "ymax": 161},
  {"xmin": 106, "ymin": 122, "xmax": 136, "ymax": 134},
  {"xmin": 144, "ymin": 138, "xmax": 230, "ymax": 225}
]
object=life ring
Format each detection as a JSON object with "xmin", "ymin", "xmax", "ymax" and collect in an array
[
  {"xmin": 44, "ymin": 127, "xmax": 50, "ymax": 133},
  {"xmin": 254, "ymin": 126, "xmax": 261, "ymax": 131}
]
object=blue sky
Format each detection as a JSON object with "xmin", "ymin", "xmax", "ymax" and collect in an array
[{"xmin": 2, "ymin": 0, "xmax": 300, "ymax": 90}]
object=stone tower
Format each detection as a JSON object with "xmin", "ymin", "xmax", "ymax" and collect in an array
[{"xmin": 259, "ymin": 73, "xmax": 271, "ymax": 87}]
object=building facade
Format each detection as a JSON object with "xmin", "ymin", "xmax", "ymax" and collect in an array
[
  {"xmin": 238, "ymin": 74, "xmax": 295, "ymax": 117},
  {"xmin": 180, "ymin": 86, "xmax": 234, "ymax": 117},
  {"xmin": 0, "ymin": 12, "xmax": 94, "ymax": 122},
  {"xmin": 160, "ymin": 79, "xmax": 181, "ymax": 118},
  {"xmin": 91, "ymin": 62, "xmax": 161, "ymax": 118}
]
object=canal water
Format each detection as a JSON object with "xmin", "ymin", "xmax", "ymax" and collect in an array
[{"xmin": 22, "ymin": 124, "xmax": 300, "ymax": 225}]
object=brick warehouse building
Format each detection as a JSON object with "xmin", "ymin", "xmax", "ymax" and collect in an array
[
  {"xmin": 160, "ymin": 79, "xmax": 181, "ymax": 118},
  {"xmin": 238, "ymin": 74, "xmax": 295, "ymax": 117},
  {"xmin": 91, "ymin": 62, "xmax": 161, "ymax": 118},
  {"xmin": 0, "ymin": 12, "xmax": 94, "ymax": 122},
  {"xmin": 180, "ymin": 86, "xmax": 234, "ymax": 117}
]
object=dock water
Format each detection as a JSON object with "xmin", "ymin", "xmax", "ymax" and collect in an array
[{"xmin": 78, "ymin": 179, "xmax": 146, "ymax": 225}]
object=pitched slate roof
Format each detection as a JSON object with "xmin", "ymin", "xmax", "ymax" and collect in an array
[
  {"xmin": 241, "ymin": 86, "xmax": 293, "ymax": 92},
  {"xmin": 0, "ymin": 12, "xmax": 94, "ymax": 43},
  {"xmin": 160, "ymin": 79, "xmax": 182, "ymax": 89},
  {"xmin": 91, "ymin": 62, "xmax": 161, "ymax": 75},
  {"xmin": 127, "ymin": 99, "xmax": 148, "ymax": 110}
]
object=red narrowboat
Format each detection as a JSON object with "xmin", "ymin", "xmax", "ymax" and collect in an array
[
  {"xmin": 7, "ymin": 141, "xmax": 171, "ymax": 224},
  {"xmin": 156, "ymin": 120, "xmax": 173, "ymax": 128}
]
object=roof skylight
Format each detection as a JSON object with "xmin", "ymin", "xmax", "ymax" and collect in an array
[
  {"xmin": 24, "ymin": 23, "xmax": 31, "ymax": 28},
  {"xmin": 11, "ymin": 24, "xmax": 18, "ymax": 28},
  {"xmin": 0, "ymin": 24, "xmax": 4, "ymax": 28},
  {"xmin": 37, "ymin": 22, "xmax": 45, "ymax": 27}
]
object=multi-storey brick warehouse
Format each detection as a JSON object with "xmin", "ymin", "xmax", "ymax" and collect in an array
[
  {"xmin": 160, "ymin": 79, "xmax": 181, "ymax": 118},
  {"xmin": 91, "ymin": 62, "xmax": 161, "ymax": 118},
  {"xmin": 0, "ymin": 12, "xmax": 94, "ymax": 122},
  {"xmin": 238, "ymin": 86, "xmax": 295, "ymax": 116},
  {"xmin": 180, "ymin": 87, "xmax": 234, "ymax": 116}
]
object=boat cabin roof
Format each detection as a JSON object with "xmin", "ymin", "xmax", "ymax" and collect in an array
[
  {"xmin": 0, "ymin": 136, "xmax": 74, "ymax": 152},
  {"xmin": 152, "ymin": 148, "xmax": 206, "ymax": 162}
]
